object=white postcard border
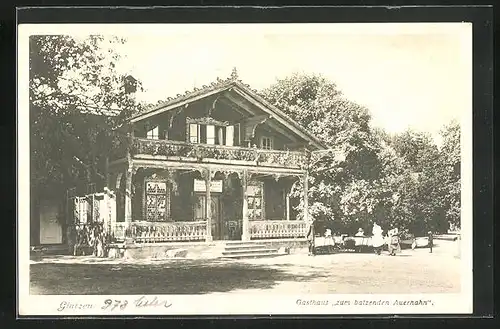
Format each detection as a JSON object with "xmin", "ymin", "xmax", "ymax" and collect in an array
[{"xmin": 17, "ymin": 22, "xmax": 473, "ymax": 316}]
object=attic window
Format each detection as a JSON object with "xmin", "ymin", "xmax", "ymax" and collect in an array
[{"xmin": 147, "ymin": 126, "xmax": 159, "ymax": 140}]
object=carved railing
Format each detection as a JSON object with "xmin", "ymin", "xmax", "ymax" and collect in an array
[
  {"xmin": 249, "ymin": 220, "xmax": 308, "ymax": 239},
  {"xmin": 124, "ymin": 221, "xmax": 208, "ymax": 243},
  {"xmin": 130, "ymin": 138, "xmax": 306, "ymax": 169}
]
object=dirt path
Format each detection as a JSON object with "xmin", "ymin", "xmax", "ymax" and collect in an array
[{"xmin": 30, "ymin": 247, "xmax": 461, "ymax": 295}]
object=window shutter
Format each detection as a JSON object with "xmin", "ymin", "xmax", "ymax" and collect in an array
[
  {"xmin": 216, "ymin": 127, "xmax": 224, "ymax": 145},
  {"xmin": 189, "ymin": 124, "xmax": 198, "ymax": 143},
  {"xmin": 226, "ymin": 126, "xmax": 234, "ymax": 146},
  {"xmin": 234, "ymin": 123, "xmax": 240, "ymax": 146},
  {"xmin": 206, "ymin": 125, "xmax": 215, "ymax": 145}
]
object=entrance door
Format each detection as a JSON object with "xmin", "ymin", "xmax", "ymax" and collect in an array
[
  {"xmin": 39, "ymin": 201, "xmax": 63, "ymax": 245},
  {"xmin": 210, "ymin": 195, "xmax": 223, "ymax": 240},
  {"xmin": 193, "ymin": 194, "xmax": 223, "ymax": 240}
]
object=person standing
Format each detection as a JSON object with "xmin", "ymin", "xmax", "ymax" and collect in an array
[
  {"xmin": 306, "ymin": 219, "xmax": 317, "ymax": 256},
  {"xmin": 372, "ymin": 223, "xmax": 384, "ymax": 255},
  {"xmin": 428, "ymin": 231, "xmax": 434, "ymax": 253},
  {"xmin": 388, "ymin": 228, "xmax": 400, "ymax": 256}
]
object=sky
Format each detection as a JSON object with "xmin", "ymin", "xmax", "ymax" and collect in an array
[{"xmin": 31, "ymin": 23, "xmax": 473, "ymax": 140}]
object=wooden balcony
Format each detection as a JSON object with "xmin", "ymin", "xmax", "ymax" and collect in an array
[{"xmin": 128, "ymin": 138, "xmax": 307, "ymax": 169}]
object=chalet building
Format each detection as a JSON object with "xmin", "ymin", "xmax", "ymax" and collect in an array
[{"xmin": 107, "ymin": 69, "xmax": 327, "ymax": 244}]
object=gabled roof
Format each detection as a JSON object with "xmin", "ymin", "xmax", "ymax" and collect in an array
[{"xmin": 129, "ymin": 69, "xmax": 326, "ymax": 150}]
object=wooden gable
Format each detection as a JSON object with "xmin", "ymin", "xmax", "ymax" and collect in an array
[{"xmin": 129, "ymin": 76, "xmax": 326, "ymax": 150}]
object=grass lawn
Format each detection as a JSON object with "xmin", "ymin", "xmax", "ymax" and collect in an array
[{"xmin": 30, "ymin": 249, "xmax": 461, "ymax": 295}]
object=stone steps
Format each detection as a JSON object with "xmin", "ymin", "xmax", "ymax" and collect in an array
[
  {"xmin": 222, "ymin": 248, "xmax": 279, "ymax": 256},
  {"xmin": 221, "ymin": 251, "xmax": 283, "ymax": 259},
  {"xmin": 221, "ymin": 241, "xmax": 282, "ymax": 259},
  {"xmin": 224, "ymin": 244, "xmax": 267, "ymax": 251}
]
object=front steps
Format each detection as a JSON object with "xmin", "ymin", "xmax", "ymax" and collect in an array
[
  {"xmin": 31, "ymin": 244, "xmax": 70, "ymax": 256},
  {"xmin": 221, "ymin": 241, "xmax": 282, "ymax": 259}
]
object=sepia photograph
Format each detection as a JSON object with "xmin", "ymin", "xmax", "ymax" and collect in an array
[{"xmin": 18, "ymin": 21, "xmax": 473, "ymax": 316}]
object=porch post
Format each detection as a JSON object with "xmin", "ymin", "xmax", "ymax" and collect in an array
[
  {"xmin": 205, "ymin": 168, "xmax": 213, "ymax": 242},
  {"xmin": 285, "ymin": 188, "xmax": 290, "ymax": 221},
  {"xmin": 124, "ymin": 128, "xmax": 134, "ymax": 232},
  {"xmin": 303, "ymin": 170, "xmax": 309, "ymax": 223},
  {"xmin": 124, "ymin": 166, "xmax": 133, "ymax": 230},
  {"xmin": 241, "ymin": 169, "xmax": 250, "ymax": 241}
]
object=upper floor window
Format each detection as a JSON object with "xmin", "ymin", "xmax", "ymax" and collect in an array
[
  {"xmin": 260, "ymin": 136, "xmax": 273, "ymax": 150},
  {"xmin": 147, "ymin": 126, "xmax": 159, "ymax": 140},
  {"xmin": 189, "ymin": 123, "xmax": 236, "ymax": 146},
  {"xmin": 189, "ymin": 124, "xmax": 200, "ymax": 143}
]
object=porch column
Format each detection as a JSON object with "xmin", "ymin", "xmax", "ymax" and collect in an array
[
  {"xmin": 124, "ymin": 166, "xmax": 133, "ymax": 230},
  {"xmin": 241, "ymin": 170, "xmax": 250, "ymax": 241},
  {"xmin": 303, "ymin": 171, "xmax": 309, "ymax": 223},
  {"xmin": 285, "ymin": 187, "xmax": 290, "ymax": 221},
  {"xmin": 205, "ymin": 168, "xmax": 213, "ymax": 242},
  {"xmin": 124, "ymin": 130, "xmax": 134, "ymax": 232}
]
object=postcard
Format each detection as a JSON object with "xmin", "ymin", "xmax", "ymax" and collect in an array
[{"xmin": 18, "ymin": 21, "xmax": 473, "ymax": 316}]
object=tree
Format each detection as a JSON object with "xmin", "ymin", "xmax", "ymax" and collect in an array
[
  {"xmin": 261, "ymin": 73, "xmax": 382, "ymax": 181},
  {"xmin": 30, "ymin": 35, "xmax": 143, "ymax": 197},
  {"xmin": 387, "ymin": 129, "xmax": 451, "ymax": 235},
  {"xmin": 438, "ymin": 120, "xmax": 461, "ymax": 230},
  {"xmin": 261, "ymin": 72, "xmax": 385, "ymax": 233},
  {"xmin": 261, "ymin": 72, "xmax": 460, "ymax": 235}
]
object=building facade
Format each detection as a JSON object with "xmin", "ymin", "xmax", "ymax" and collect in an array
[{"xmin": 108, "ymin": 71, "xmax": 326, "ymax": 243}]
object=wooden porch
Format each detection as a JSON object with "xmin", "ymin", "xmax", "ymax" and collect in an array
[
  {"xmin": 108, "ymin": 140, "xmax": 311, "ymax": 244},
  {"xmin": 111, "ymin": 219, "xmax": 309, "ymax": 243}
]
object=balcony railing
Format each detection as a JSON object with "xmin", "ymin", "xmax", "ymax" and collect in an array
[
  {"xmin": 130, "ymin": 138, "xmax": 306, "ymax": 169},
  {"xmin": 249, "ymin": 220, "xmax": 308, "ymax": 239},
  {"xmin": 120, "ymin": 221, "xmax": 208, "ymax": 243}
]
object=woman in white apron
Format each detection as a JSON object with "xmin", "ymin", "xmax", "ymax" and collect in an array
[{"xmin": 372, "ymin": 223, "xmax": 385, "ymax": 255}]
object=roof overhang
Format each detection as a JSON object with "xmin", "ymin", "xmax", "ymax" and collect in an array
[
  {"xmin": 128, "ymin": 80, "xmax": 327, "ymax": 150},
  {"xmin": 130, "ymin": 85, "xmax": 232, "ymax": 123}
]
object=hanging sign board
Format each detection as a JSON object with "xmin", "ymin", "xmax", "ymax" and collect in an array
[{"xmin": 194, "ymin": 179, "xmax": 223, "ymax": 193}]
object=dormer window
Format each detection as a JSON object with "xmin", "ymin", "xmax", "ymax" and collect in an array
[
  {"xmin": 260, "ymin": 136, "xmax": 273, "ymax": 150},
  {"xmin": 147, "ymin": 126, "xmax": 159, "ymax": 140}
]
